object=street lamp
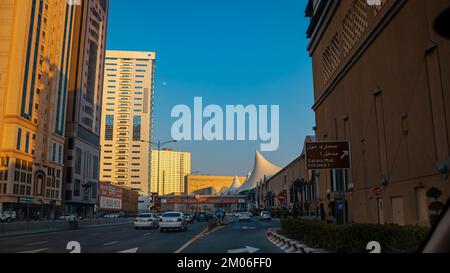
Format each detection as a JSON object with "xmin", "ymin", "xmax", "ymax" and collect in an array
[{"xmin": 141, "ymin": 139, "xmax": 178, "ymax": 196}]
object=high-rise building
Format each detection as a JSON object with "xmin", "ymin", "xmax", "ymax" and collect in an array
[
  {"xmin": 0, "ymin": 0, "xmax": 76, "ymax": 218},
  {"xmin": 63, "ymin": 0, "xmax": 109, "ymax": 218},
  {"xmin": 99, "ymin": 50, "xmax": 156, "ymax": 196},
  {"xmin": 151, "ymin": 149, "xmax": 191, "ymax": 195}
]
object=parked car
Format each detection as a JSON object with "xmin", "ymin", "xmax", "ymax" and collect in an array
[
  {"xmin": 239, "ymin": 212, "xmax": 252, "ymax": 222},
  {"xmin": 184, "ymin": 213, "xmax": 194, "ymax": 224},
  {"xmin": 159, "ymin": 212, "xmax": 187, "ymax": 232},
  {"xmin": 259, "ymin": 211, "xmax": 272, "ymax": 221},
  {"xmin": 0, "ymin": 211, "xmax": 16, "ymax": 222},
  {"xmin": 196, "ymin": 212, "xmax": 209, "ymax": 222},
  {"xmin": 103, "ymin": 213, "xmax": 119, "ymax": 219},
  {"xmin": 57, "ymin": 214, "xmax": 77, "ymax": 221},
  {"xmin": 134, "ymin": 213, "xmax": 159, "ymax": 230}
]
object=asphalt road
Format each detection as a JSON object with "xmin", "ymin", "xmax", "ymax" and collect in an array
[
  {"xmin": 180, "ymin": 216, "xmax": 283, "ymax": 254},
  {"xmin": 0, "ymin": 221, "xmax": 208, "ymax": 253},
  {"xmin": 0, "ymin": 216, "xmax": 282, "ymax": 253}
]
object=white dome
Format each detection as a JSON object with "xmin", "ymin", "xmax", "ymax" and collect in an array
[
  {"xmin": 223, "ymin": 176, "xmax": 242, "ymax": 195},
  {"xmin": 237, "ymin": 151, "xmax": 281, "ymax": 193}
]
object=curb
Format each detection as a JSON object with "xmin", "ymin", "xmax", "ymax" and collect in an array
[{"xmin": 266, "ymin": 229, "xmax": 328, "ymax": 254}]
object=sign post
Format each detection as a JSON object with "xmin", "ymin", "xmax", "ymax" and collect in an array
[{"xmin": 305, "ymin": 141, "xmax": 351, "ymax": 225}]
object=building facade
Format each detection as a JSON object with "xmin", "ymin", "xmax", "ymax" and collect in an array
[
  {"xmin": 63, "ymin": 0, "xmax": 109, "ymax": 218},
  {"xmin": 151, "ymin": 149, "xmax": 191, "ymax": 195},
  {"xmin": 306, "ymin": 0, "xmax": 450, "ymax": 226},
  {"xmin": 0, "ymin": 0, "xmax": 77, "ymax": 219},
  {"xmin": 99, "ymin": 50, "xmax": 156, "ymax": 197},
  {"xmin": 256, "ymin": 136, "xmax": 322, "ymax": 218},
  {"xmin": 186, "ymin": 175, "xmax": 247, "ymax": 195}
]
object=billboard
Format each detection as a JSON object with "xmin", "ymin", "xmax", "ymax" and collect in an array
[{"xmin": 99, "ymin": 183, "xmax": 123, "ymax": 210}]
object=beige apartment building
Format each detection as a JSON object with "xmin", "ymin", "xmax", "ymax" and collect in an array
[
  {"xmin": 99, "ymin": 50, "xmax": 156, "ymax": 197},
  {"xmin": 306, "ymin": 0, "xmax": 450, "ymax": 226},
  {"xmin": 151, "ymin": 149, "xmax": 191, "ymax": 195},
  {"xmin": 0, "ymin": 0, "xmax": 77, "ymax": 218}
]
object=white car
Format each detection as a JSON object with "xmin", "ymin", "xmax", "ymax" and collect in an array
[
  {"xmin": 134, "ymin": 213, "xmax": 159, "ymax": 230},
  {"xmin": 103, "ymin": 213, "xmax": 119, "ymax": 219},
  {"xmin": 159, "ymin": 212, "xmax": 187, "ymax": 232},
  {"xmin": 239, "ymin": 212, "xmax": 252, "ymax": 222},
  {"xmin": 259, "ymin": 211, "xmax": 272, "ymax": 221},
  {"xmin": 0, "ymin": 211, "xmax": 16, "ymax": 222}
]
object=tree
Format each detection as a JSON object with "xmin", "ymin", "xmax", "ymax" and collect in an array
[{"xmin": 426, "ymin": 187, "xmax": 444, "ymax": 226}]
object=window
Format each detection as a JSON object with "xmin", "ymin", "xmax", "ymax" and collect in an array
[
  {"xmin": 105, "ymin": 115, "xmax": 114, "ymax": 140},
  {"xmin": 133, "ymin": 116, "xmax": 141, "ymax": 141},
  {"xmin": 75, "ymin": 148, "xmax": 82, "ymax": 174},
  {"xmin": 17, "ymin": 128, "xmax": 22, "ymax": 151},
  {"xmin": 330, "ymin": 170, "xmax": 349, "ymax": 192},
  {"xmin": 74, "ymin": 180, "xmax": 81, "ymax": 196},
  {"xmin": 25, "ymin": 132, "xmax": 30, "ymax": 153},
  {"xmin": 52, "ymin": 143, "xmax": 56, "ymax": 162}
]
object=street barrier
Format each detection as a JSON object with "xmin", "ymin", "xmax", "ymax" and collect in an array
[
  {"xmin": 0, "ymin": 218, "xmax": 134, "ymax": 237},
  {"xmin": 266, "ymin": 229, "xmax": 328, "ymax": 254}
]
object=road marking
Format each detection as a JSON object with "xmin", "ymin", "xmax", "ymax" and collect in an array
[
  {"xmin": 117, "ymin": 248, "xmax": 139, "ymax": 253},
  {"xmin": 174, "ymin": 226, "xmax": 225, "ymax": 254},
  {"xmin": 242, "ymin": 226, "xmax": 256, "ymax": 230},
  {"xmin": 17, "ymin": 248, "xmax": 48, "ymax": 253},
  {"xmin": 144, "ymin": 233, "xmax": 152, "ymax": 236},
  {"xmin": 228, "ymin": 246, "xmax": 260, "ymax": 254},
  {"xmin": 104, "ymin": 241, "xmax": 119, "ymax": 246},
  {"xmin": 25, "ymin": 241, "xmax": 48, "ymax": 246}
]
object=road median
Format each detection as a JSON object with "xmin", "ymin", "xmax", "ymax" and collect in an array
[{"xmin": 0, "ymin": 218, "xmax": 134, "ymax": 238}]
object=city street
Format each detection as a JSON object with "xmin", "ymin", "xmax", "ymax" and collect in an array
[{"xmin": 0, "ymin": 216, "xmax": 282, "ymax": 253}]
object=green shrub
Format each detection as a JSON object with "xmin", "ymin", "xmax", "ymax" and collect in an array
[{"xmin": 281, "ymin": 219, "xmax": 430, "ymax": 253}]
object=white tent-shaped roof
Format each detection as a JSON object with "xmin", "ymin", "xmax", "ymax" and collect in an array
[
  {"xmin": 222, "ymin": 176, "xmax": 242, "ymax": 195},
  {"xmin": 237, "ymin": 151, "xmax": 282, "ymax": 194}
]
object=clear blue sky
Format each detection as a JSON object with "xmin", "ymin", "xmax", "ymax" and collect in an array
[{"xmin": 106, "ymin": 0, "xmax": 315, "ymax": 176}]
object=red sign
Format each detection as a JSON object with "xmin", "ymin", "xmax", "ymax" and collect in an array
[
  {"xmin": 278, "ymin": 193, "xmax": 286, "ymax": 203},
  {"xmin": 99, "ymin": 183, "xmax": 123, "ymax": 199},
  {"xmin": 99, "ymin": 183, "xmax": 123, "ymax": 210},
  {"xmin": 372, "ymin": 187, "xmax": 382, "ymax": 197}
]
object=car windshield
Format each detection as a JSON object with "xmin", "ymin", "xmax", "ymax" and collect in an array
[
  {"xmin": 163, "ymin": 213, "xmax": 181, "ymax": 218},
  {"xmin": 138, "ymin": 214, "xmax": 152, "ymax": 218}
]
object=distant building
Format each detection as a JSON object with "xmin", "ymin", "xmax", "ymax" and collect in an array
[
  {"xmin": 151, "ymin": 149, "xmax": 191, "ymax": 195},
  {"xmin": 305, "ymin": 0, "xmax": 450, "ymax": 226},
  {"xmin": 63, "ymin": 0, "xmax": 109, "ymax": 219},
  {"xmin": 186, "ymin": 175, "xmax": 247, "ymax": 195},
  {"xmin": 0, "ymin": 0, "xmax": 77, "ymax": 219},
  {"xmin": 99, "ymin": 50, "xmax": 156, "ymax": 197},
  {"xmin": 256, "ymin": 136, "xmax": 320, "ymax": 218}
]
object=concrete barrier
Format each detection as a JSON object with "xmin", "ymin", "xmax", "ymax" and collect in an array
[
  {"xmin": 0, "ymin": 218, "xmax": 134, "ymax": 238},
  {"xmin": 266, "ymin": 229, "xmax": 329, "ymax": 254}
]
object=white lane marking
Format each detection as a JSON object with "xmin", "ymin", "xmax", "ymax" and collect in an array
[
  {"xmin": 25, "ymin": 241, "xmax": 48, "ymax": 246},
  {"xmin": 174, "ymin": 225, "xmax": 225, "ymax": 254},
  {"xmin": 104, "ymin": 241, "xmax": 119, "ymax": 246},
  {"xmin": 242, "ymin": 226, "xmax": 256, "ymax": 230},
  {"xmin": 144, "ymin": 233, "xmax": 152, "ymax": 236},
  {"xmin": 17, "ymin": 248, "xmax": 48, "ymax": 253},
  {"xmin": 117, "ymin": 248, "xmax": 138, "ymax": 253},
  {"xmin": 228, "ymin": 246, "xmax": 260, "ymax": 254}
]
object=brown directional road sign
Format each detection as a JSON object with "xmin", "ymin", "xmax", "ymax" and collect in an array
[{"xmin": 305, "ymin": 141, "xmax": 351, "ymax": 170}]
